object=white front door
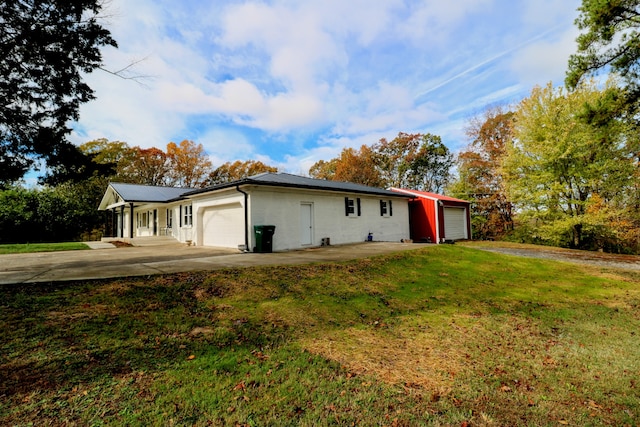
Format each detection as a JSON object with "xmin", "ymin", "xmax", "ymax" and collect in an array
[{"xmin": 300, "ymin": 203, "xmax": 313, "ymax": 245}]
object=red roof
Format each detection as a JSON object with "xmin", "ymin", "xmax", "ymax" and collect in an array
[{"xmin": 390, "ymin": 188, "xmax": 470, "ymax": 204}]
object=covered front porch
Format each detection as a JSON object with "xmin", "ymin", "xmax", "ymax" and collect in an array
[{"xmin": 98, "ymin": 182, "xmax": 196, "ymax": 241}]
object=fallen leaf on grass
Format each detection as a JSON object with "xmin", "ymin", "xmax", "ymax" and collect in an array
[
  {"xmin": 187, "ymin": 355, "xmax": 196, "ymax": 360},
  {"xmin": 587, "ymin": 400, "xmax": 603, "ymax": 409}
]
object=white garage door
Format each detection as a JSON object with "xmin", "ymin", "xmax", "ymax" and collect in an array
[
  {"xmin": 201, "ymin": 203, "xmax": 244, "ymax": 248},
  {"xmin": 443, "ymin": 207, "xmax": 467, "ymax": 240}
]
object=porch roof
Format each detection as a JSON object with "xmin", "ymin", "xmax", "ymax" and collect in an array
[{"xmin": 98, "ymin": 183, "xmax": 196, "ymax": 210}]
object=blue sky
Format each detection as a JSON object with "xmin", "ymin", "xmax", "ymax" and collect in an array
[{"xmin": 72, "ymin": 0, "xmax": 582, "ymax": 175}]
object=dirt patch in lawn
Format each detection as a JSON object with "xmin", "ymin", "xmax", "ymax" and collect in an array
[{"xmin": 302, "ymin": 323, "xmax": 465, "ymax": 395}]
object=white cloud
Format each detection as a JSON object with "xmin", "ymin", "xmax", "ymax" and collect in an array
[
  {"xmin": 509, "ymin": 26, "xmax": 580, "ymax": 87},
  {"xmin": 196, "ymin": 127, "xmax": 256, "ymax": 166},
  {"xmin": 398, "ymin": 0, "xmax": 494, "ymax": 44}
]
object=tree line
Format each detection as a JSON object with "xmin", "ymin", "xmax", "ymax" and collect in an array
[
  {"xmin": 77, "ymin": 138, "xmax": 276, "ymax": 188},
  {"xmin": 0, "ymin": 139, "xmax": 278, "ymax": 243},
  {"xmin": 451, "ymin": 78, "xmax": 640, "ymax": 253}
]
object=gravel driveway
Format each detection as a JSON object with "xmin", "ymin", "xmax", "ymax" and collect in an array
[{"xmin": 471, "ymin": 244, "xmax": 640, "ymax": 272}]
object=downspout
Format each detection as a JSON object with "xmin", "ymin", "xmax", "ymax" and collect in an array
[{"xmin": 236, "ymin": 185, "xmax": 249, "ymax": 252}]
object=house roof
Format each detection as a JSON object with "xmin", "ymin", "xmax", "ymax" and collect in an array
[
  {"xmin": 99, "ymin": 174, "xmax": 409, "ymax": 210},
  {"xmin": 390, "ymin": 188, "xmax": 470, "ymax": 204},
  {"xmin": 185, "ymin": 173, "xmax": 411, "ymax": 198},
  {"xmin": 98, "ymin": 182, "xmax": 196, "ymax": 210}
]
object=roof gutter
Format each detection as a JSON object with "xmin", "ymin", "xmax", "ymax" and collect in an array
[{"xmin": 236, "ymin": 185, "xmax": 250, "ymax": 252}]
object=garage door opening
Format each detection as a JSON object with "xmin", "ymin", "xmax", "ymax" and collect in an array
[
  {"xmin": 443, "ymin": 207, "xmax": 467, "ymax": 241},
  {"xmin": 200, "ymin": 203, "xmax": 244, "ymax": 248}
]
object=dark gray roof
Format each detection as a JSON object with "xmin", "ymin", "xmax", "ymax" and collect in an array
[
  {"xmin": 186, "ymin": 173, "xmax": 410, "ymax": 198},
  {"xmin": 110, "ymin": 182, "xmax": 196, "ymax": 203}
]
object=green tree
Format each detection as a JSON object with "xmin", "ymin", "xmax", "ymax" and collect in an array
[
  {"xmin": 407, "ymin": 134, "xmax": 454, "ymax": 193},
  {"xmin": 0, "ymin": 187, "xmax": 39, "ymax": 243},
  {"xmin": 79, "ymin": 139, "xmax": 134, "ymax": 174},
  {"xmin": 567, "ymin": 1, "xmax": 640, "ymax": 94},
  {"xmin": 308, "ymin": 159, "xmax": 338, "ymax": 181},
  {"xmin": 0, "ymin": 0, "xmax": 117, "ymax": 185},
  {"xmin": 503, "ymin": 80, "xmax": 634, "ymax": 250},
  {"xmin": 375, "ymin": 132, "xmax": 452, "ymax": 191},
  {"xmin": 0, "ymin": 180, "xmax": 106, "ymax": 243}
]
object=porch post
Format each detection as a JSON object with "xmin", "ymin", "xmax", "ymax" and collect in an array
[
  {"xmin": 119, "ymin": 205, "xmax": 124, "ymax": 237},
  {"xmin": 111, "ymin": 208, "xmax": 117, "ymax": 237},
  {"xmin": 129, "ymin": 203, "xmax": 134, "ymax": 239}
]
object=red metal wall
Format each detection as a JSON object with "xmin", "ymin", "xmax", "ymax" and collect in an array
[{"xmin": 409, "ymin": 198, "xmax": 437, "ymax": 243}]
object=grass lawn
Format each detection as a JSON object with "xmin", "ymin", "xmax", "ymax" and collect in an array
[
  {"xmin": 0, "ymin": 242, "xmax": 89, "ymax": 254},
  {"xmin": 1, "ymin": 245, "xmax": 638, "ymax": 426}
]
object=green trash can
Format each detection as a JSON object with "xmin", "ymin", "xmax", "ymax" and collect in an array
[{"xmin": 253, "ymin": 225, "xmax": 276, "ymax": 253}]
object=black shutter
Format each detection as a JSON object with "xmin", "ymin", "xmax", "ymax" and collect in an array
[
  {"xmin": 357, "ymin": 198, "xmax": 361, "ymax": 216},
  {"xmin": 345, "ymin": 197, "xmax": 349, "ymax": 216},
  {"xmin": 179, "ymin": 205, "xmax": 183, "ymax": 227},
  {"xmin": 380, "ymin": 200, "xmax": 384, "ymax": 216},
  {"xmin": 389, "ymin": 200, "xmax": 393, "ymax": 216}
]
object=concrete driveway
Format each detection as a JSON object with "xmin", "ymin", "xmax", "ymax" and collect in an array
[{"xmin": 0, "ymin": 241, "xmax": 426, "ymax": 285}]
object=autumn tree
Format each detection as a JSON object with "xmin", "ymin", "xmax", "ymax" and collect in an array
[
  {"xmin": 166, "ymin": 140, "xmax": 212, "ymax": 188},
  {"xmin": 310, "ymin": 133, "xmax": 451, "ymax": 190},
  {"xmin": 309, "ymin": 145, "xmax": 384, "ymax": 187},
  {"xmin": 206, "ymin": 160, "xmax": 277, "ymax": 185},
  {"xmin": 449, "ymin": 107, "xmax": 515, "ymax": 240},
  {"xmin": 502, "ymin": 80, "xmax": 634, "ymax": 250},
  {"xmin": 0, "ymin": 0, "xmax": 117, "ymax": 185},
  {"xmin": 119, "ymin": 147, "xmax": 170, "ymax": 186}
]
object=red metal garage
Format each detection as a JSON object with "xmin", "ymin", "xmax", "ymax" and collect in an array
[{"xmin": 391, "ymin": 188, "xmax": 471, "ymax": 243}]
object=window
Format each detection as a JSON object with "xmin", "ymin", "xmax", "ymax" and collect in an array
[
  {"xmin": 139, "ymin": 212, "xmax": 148, "ymax": 227},
  {"xmin": 166, "ymin": 209, "xmax": 173, "ymax": 228},
  {"xmin": 184, "ymin": 205, "xmax": 193, "ymax": 226},
  {"xmin": 380, "ymin": 200, "xmax": 393, "ymax": 217},
  {"xmin": 344, "ymin": 197, "xmax": 361, "ymax": 217}
]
